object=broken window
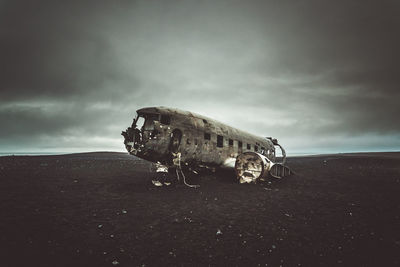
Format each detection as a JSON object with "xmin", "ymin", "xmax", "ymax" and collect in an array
[
  {"xmin": 160, "ymin": 115, "xmax": 170, "ymax": 125},
  {"xmin": 203, "ymin": 119, "xmax": 208, "ymax": 124},
  {"xmin": 254, "ymin": 145, "xmax": 258, "ymax": 152},
  {"xmin": 187, "ymin": 138, "xmax": 191, "ymax": 145},
  {"xmin": 204, "ymin": 132, "xmax": 211, "ymax": 140},
  {"xmin": 143, "ymin": 114, "xmax": 159, "ymax": 131},
  {"xmin": 135, "ymin": 116, "xmax": 145, "ymax": 130},
  {"xmin": 238, "ymin": 141, "xmax": 243, "ymax": 153},
  {"xmin": 247, "ymin": 144, "xmax": 251, "ymax": 150},
  {"xmin": 261, "ymin": 147, "xmax": 265, "ymax": 154},
  {"xmin": 229, "ymin": 139, "xmax": 233, "ymax": 146},
  {"xmin": 217, "ymin": 135, "xmax": 223, "ymax": 147}
]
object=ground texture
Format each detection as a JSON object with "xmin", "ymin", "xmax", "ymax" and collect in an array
[{"xmin": 0, "ymin": 152, "xmax": 399, "ymax": 266}]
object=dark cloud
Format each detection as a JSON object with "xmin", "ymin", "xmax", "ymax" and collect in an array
[
  {"xmin": 0, "ymin": 0, "xmax": 399, "ymax": 153},
  {"xmin": 0, "ymin": 0, "xmax": 138, "ymax": 103}
]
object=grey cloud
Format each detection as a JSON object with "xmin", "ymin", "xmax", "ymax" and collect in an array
[
  {"xmin": 0, "ymin": 0, "xmax": 399, "ymax": 153},
  {"xmin": 0, "ymin": 0, "xmax": 133, "ymax": 101}
]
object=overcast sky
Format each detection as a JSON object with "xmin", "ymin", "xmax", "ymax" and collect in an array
[{"xmin": 1, "ymin": 0, "xmax": 399, "ymax": 154}]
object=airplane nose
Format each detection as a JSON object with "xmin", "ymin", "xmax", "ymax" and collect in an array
[
  {"xmin": 122, "ymin": 127, "xmax": 134, "ymax": 143},
  {"xmin": 122, "ymin": 126, "xmax": 143, "ymax": 154}
]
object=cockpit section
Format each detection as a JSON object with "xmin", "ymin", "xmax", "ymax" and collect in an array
[
  {"xmin": 122, "ymin": 112, "xmax": 157, "ymax": 155},
  {"xmin": 135, "ymin": 113, "xmax": 159, "ymax": 132},
  {"xmin": 121, "ymin": 111, "xmax": 171, "ymax": 162}
]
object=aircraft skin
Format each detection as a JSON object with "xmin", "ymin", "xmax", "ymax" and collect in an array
[{"xmin": 122, "ymin": 106, "xmax": 289, "ymax": 182}]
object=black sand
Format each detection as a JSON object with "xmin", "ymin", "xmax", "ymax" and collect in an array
[{"xmin": 0, "ymin": 152, "xmax": 399, "ymax": 266}]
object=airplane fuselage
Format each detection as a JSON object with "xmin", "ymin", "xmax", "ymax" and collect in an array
[{"xmin": 122, "ymin": 107, "xmax": 280, "ymax": 173}]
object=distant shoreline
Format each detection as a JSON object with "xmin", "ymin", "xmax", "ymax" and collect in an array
[{"xmin": 1, "ymin": 151, "xmax": 399, "ymax": 157}]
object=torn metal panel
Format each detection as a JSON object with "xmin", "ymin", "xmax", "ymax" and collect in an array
[
  {"xmin": 151, "ymin": 162, "xmax": 172, "ymax": 186},
  {"xmin": 222, "ymin": 157, "xmax": 237, "ymax": 169},
  {"xmin": 155, "ymin": 162, "xmax": 168, "ymax": 173}
]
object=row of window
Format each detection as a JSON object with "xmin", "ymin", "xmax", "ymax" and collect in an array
[
  {"xmin": 203, "ymin": 132, "xmax": 265, "ymax": 152},
  {"xmin": 155, "ymin": 115, "xmax": 268, "ymax": 154}
]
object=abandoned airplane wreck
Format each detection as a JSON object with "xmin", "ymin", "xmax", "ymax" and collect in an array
[{"xmin": 121, "ymin": 106, "xmax": 291, "ymax": 186}]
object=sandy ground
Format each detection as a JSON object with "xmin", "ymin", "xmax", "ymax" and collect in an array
[{"xmin": 0, "ymin": 152, "xmax": 399, "ymax": 267}]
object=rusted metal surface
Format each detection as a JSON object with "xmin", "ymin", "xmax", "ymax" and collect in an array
[
  {"xmin": 235, "ymin": 152, "xmax": 271, "ymax": 183},
  {"xmin": 122, "ymin": 106, "xmax": 290, "ymax": 184}
]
